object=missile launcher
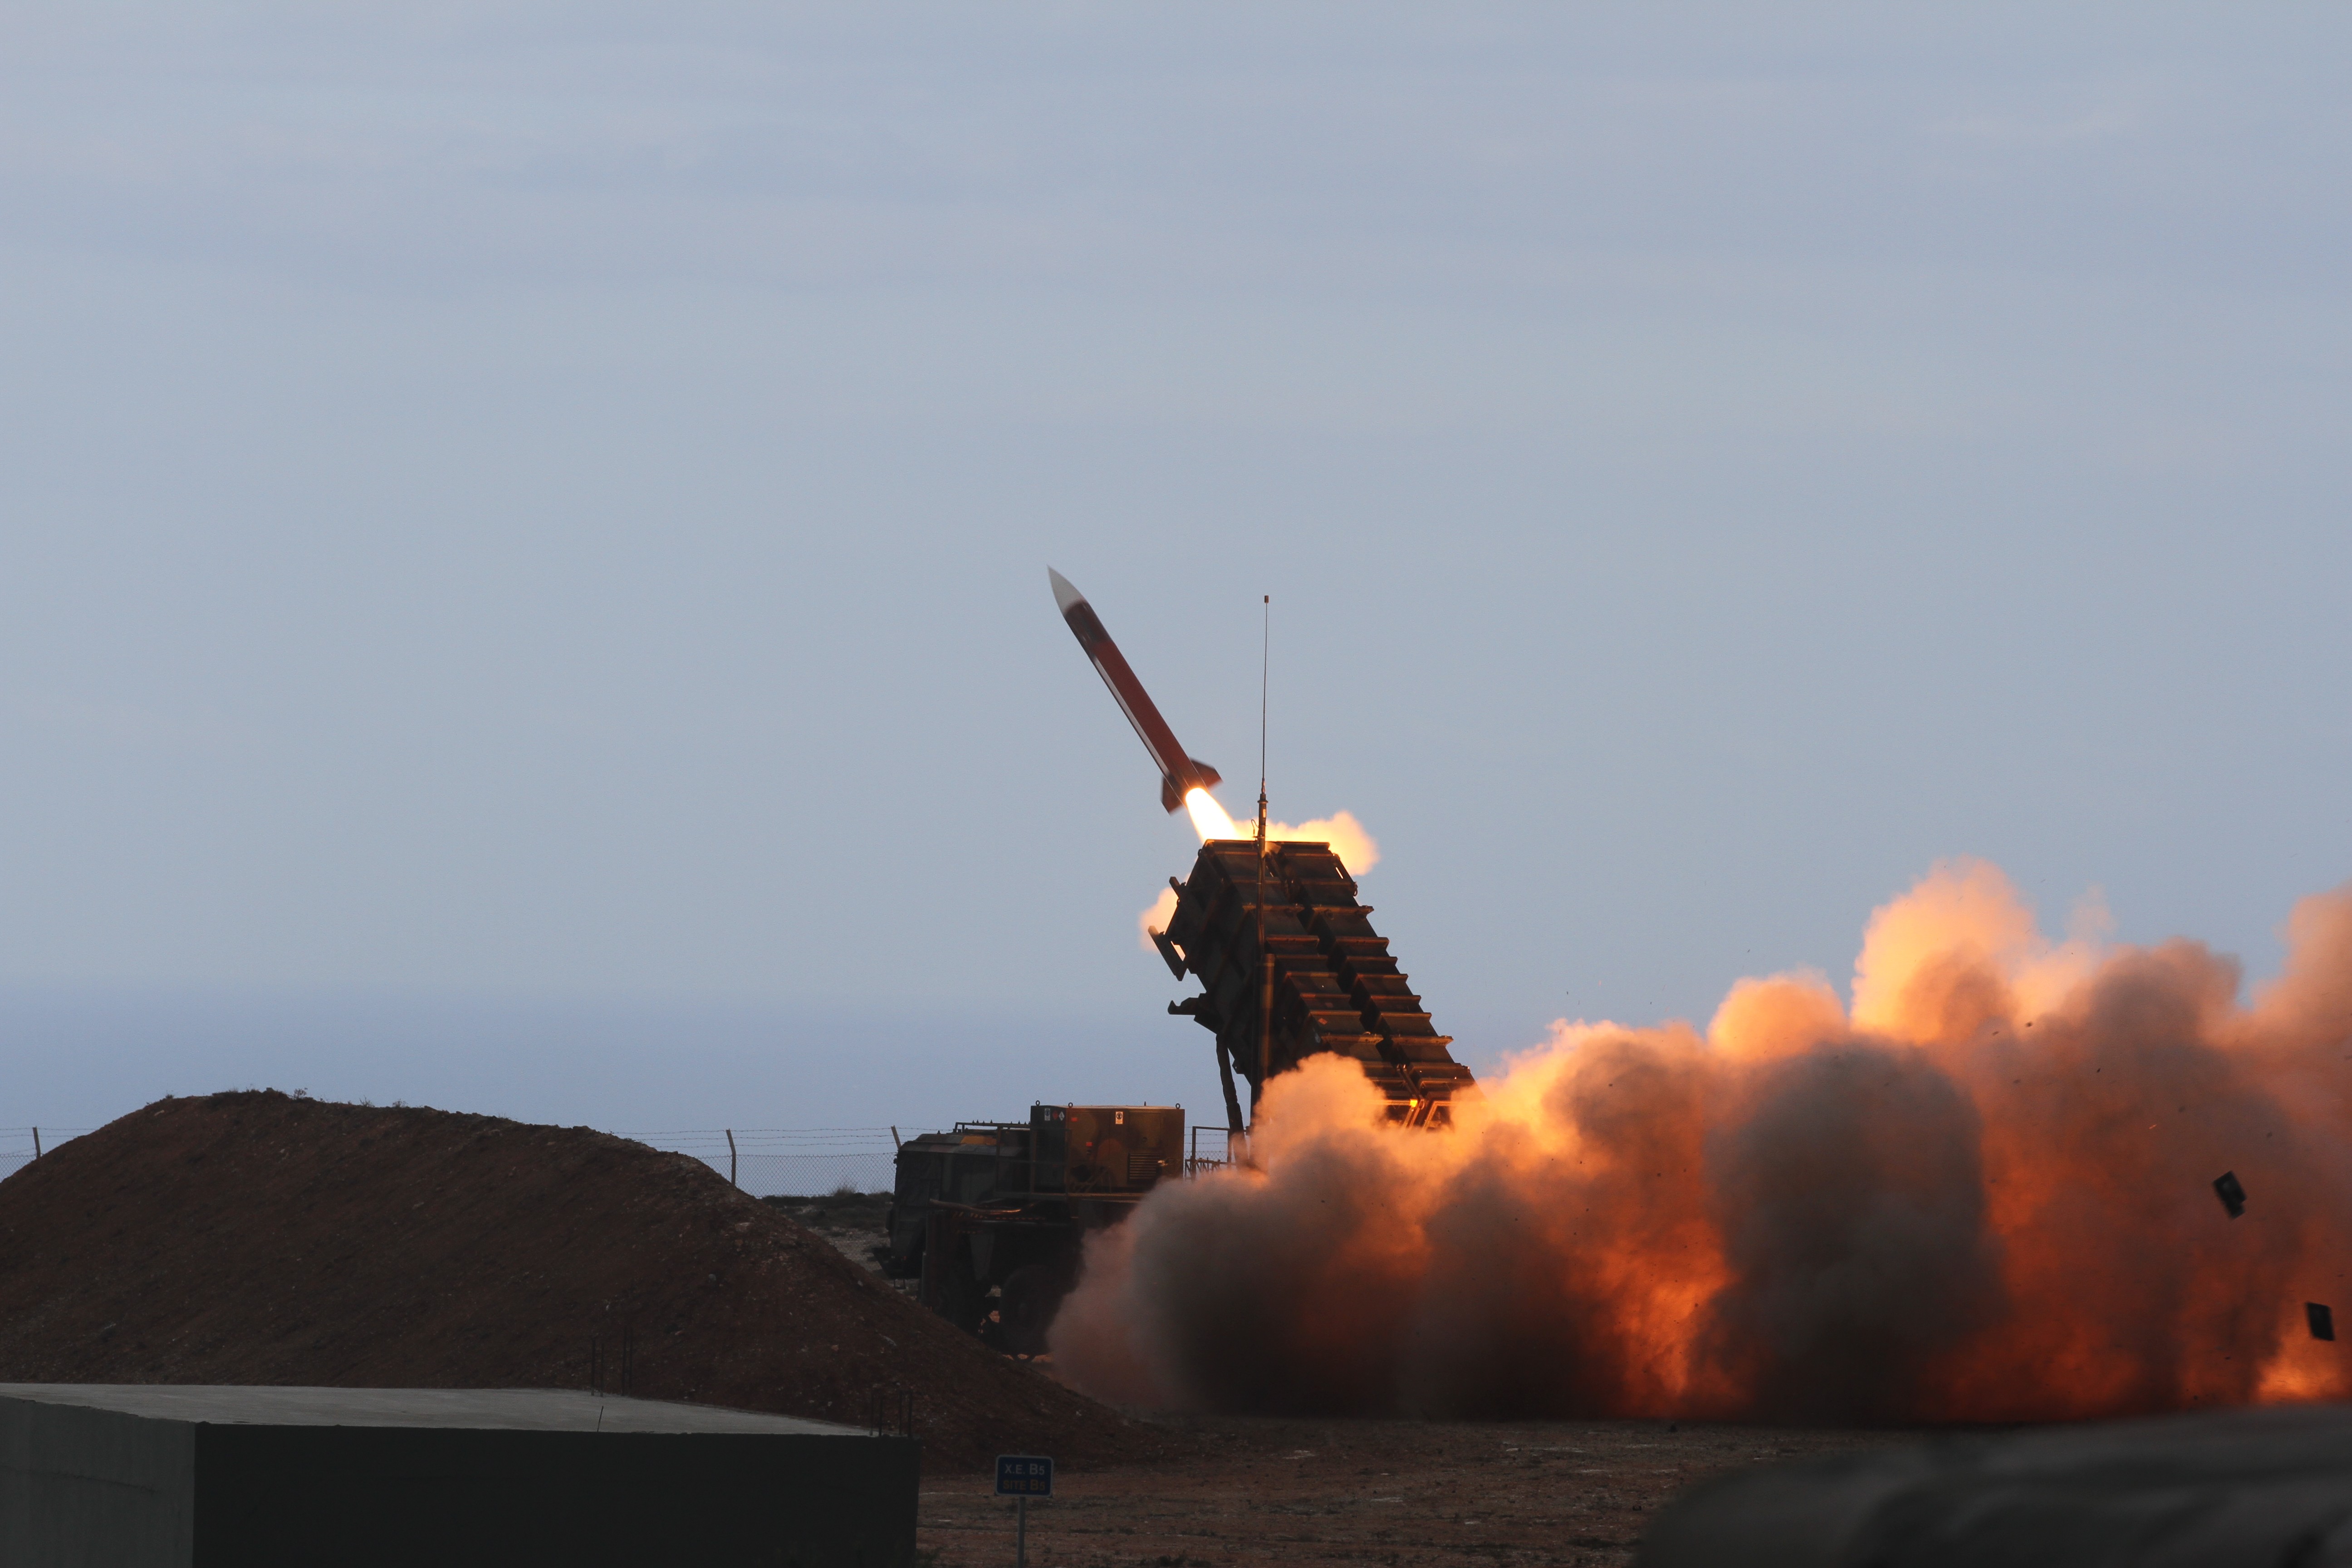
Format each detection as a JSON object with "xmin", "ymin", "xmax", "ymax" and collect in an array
[{"xmin": 1155, "ymin": 837, "xmax": 1477, "ymax": 1129}]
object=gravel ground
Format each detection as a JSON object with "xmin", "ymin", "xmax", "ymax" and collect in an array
[
  {"xmin": 759, "ymin": 1190, "xmax": 1920, "ymax": 1564},
  {"xmin": 916, "ymin": 1414, "xmax": 1916, "ymax": 1568}
]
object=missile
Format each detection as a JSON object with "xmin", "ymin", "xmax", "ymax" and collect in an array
[{"xmin": 1049, "ymin": 568, "xmax": 1222, "ymax": 813}]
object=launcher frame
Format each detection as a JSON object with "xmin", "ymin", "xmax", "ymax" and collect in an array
[{"xmin": 1152, "ymin": 838, "xmax": 1477, "ymax": 1130}]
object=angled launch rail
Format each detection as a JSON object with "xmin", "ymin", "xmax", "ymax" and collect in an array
[{"xmin": 1152, "ymin": 838, "xmax": 1477, "ymax": 1131}]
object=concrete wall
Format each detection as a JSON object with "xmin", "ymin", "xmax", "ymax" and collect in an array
[
  {"xmin": 0, "ymin": 1391, "xmax": 916, "ymax": 1568},
  {"xmin": 194, "ymin": 1425, "xmax": 919, "ymax": 1568},
  {"xmin": 0, "ymin": 1398, "xmax": 194, "ymax": 1568}
]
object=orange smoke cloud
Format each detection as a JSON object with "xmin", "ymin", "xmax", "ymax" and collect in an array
[
  {"xmin": 1064, "ymin": 859, "xmax": 2352, "ymax": 1423},
  {"xmin": 1265, "ymin": 810, "xmax": 1378, "ymax": 873}
]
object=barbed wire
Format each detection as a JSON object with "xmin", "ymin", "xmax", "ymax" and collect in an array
[
  {"xmin": 618, "ymin": 1130, "xmax": 900, "ymax": 1196},
  {"xmin": 617, "ymin": 1127, "xmax": 898, "ymax": 1138},
  {"xmin": 617, "ymin": 1129, "xmax": 898, "ymax": 1147},
  {"xmin": 0, "ymin": 1127, "xmax": 92, "ymax": 1156}
]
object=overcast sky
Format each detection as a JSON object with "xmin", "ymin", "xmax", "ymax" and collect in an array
[{"xmin": 3, "ymin": 4, "xmax": 2347, "ymax": 1137}]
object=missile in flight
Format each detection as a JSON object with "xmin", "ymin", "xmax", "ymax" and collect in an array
[{"xmin": 1049, "ymin": 568, "xmax": 1222, "ymax": 813}]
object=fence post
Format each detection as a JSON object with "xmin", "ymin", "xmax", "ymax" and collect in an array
[
  {"xmin": 30, "ymin": 1128, "xmax": 39, "ymax": 1160},
  {"xmin": 725, "ymin": 1129, "xmax": 737, "ymax": 1189}
]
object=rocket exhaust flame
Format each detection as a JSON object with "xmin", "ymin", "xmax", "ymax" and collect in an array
[
  {"xmin": 1184, "ymin": 787, "xmax": 1240, "ymax": 843},
  {"xmin": 1140, "ymin": 799, "xmax": 1381, "ymax": 950},
  {"xmin": 1055, "ymin": 860, "xmax": 2352, "ymax": 1423},
  {"xmin": 1175, "ymin": 789, "xmax": 1376, "ymax": 863}
]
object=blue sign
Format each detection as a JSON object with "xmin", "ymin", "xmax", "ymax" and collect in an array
[{"xmin": 995, "ymin": 1455, "xmax": 1054, "ymax": 1497}]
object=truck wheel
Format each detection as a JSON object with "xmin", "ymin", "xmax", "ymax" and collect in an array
[
  {"xmin": 998, "ymin": 1265, "xmax": 1072, "ymax": 1356},
  {"xmin": 935, "ymin": 1255, "xmax": 989, "ymax": 1334}
]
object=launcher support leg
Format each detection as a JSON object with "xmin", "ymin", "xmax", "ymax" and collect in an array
[
  {"xmin": 1256, "ymin": 951, "xmax": 1274, "ymax": 1122},
  {"xmin": 1215, "ymin": 1039, "xmax": 1244, "ymax": 1132}
]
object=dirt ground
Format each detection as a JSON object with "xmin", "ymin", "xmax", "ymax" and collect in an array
[
  {"xmin": 768, "ymin": 1184, "xmax": 1917, "ymax": 1565},
  {"xmin": 2, "ymin": 1096, "xmax": 1915, "ymax": 1551},
  {"xmin": 0, "ymin": 1093, "xmax": 1158, "ymax": 1471},
  {"xmin": 762, "ymin": 1190, "xmax": 896, "ymax": 1274},
  {"xmin": 916, "ymin": 1416, "xmax": 1914, "ymax": 1568}
]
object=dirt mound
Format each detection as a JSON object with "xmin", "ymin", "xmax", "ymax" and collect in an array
[{"xmin": 0, "ymin": 1091, "xmax": 1158, "ymax": 1470}]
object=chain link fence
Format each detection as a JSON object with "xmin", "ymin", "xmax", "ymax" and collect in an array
[
  {"xmin": 0, "ymin": 1125, "xmax": 897, "ymax": 1196},
  {"xmin": 604, "ymin": 1128, "xmax": 898, "ymax": 1196},
  {"xmin": 0, "ymin": 1128, "xmax": 92, "ymax": 1183}
]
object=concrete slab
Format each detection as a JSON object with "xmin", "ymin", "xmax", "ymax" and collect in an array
[
  {"xmin": 0, "ymin": 1383, "xmax": 859, "ymax": 1433},
  {"xmin": 0, "ymin": 1384, "xmax": 916, "ymax": 1567},
  {"xmin": 1638, "ymin": 1402, "xmax": 2352, "ymax": 1568}
]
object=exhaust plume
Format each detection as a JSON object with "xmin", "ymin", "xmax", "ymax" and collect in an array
[{"xmin": 1062, "ymin": 859, "xmax": 2352, "ymax": 1422}]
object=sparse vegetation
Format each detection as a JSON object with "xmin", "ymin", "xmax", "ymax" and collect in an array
[{"xmin": 762, "ymin": 1189, "xmax": 892, "ymax": 1231}]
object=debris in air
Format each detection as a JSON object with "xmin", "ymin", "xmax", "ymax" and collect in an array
[
  {"xmin": 2214, "ymin": 1171, "xmax": 2247, "ymax": 1219},
  {"xmin": 2310, "ymin": 1303, "xmax": 2336, "ymax": 1342}
]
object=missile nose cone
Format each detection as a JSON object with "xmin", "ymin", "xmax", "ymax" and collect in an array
[{"xmin": 1048, "ymin": 567, "xmax": 1086, "ymax": 616}]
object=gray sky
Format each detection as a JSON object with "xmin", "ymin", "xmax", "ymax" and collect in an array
[{"xmin": 3, "ymin": 4, "xmax": 2347, "ymax": 1135}]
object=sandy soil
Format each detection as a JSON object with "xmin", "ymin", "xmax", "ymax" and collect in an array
[{"xmin": 916, "ymin": 1415, "xmax": 1913, "ymax": 1568}]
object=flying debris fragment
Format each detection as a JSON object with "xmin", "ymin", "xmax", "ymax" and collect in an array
[
  {"xmin": 2310, "ymin": 1303, "xmax": 2337, "ymax": 1342},
  {"xmin": 1047, "ymin": 568, "xmax": 1220, "ymax": 814},
  {"xmin": 2214, "ymin": 1171, "xmax": 2248, "ymax": 1219}
]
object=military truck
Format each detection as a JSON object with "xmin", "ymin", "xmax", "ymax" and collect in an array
[{"xmin": 882, "ymin": 1103, "xmax": 1186, "ymax": 1354}]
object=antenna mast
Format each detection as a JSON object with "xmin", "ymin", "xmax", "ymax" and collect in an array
[
  {"xmin": 1255, "ymin": 594, "xmax": 1271, "ymax": 1129},
  {"xmin": 1257, "ymin": 595, "xmax": 1269, "ymax": 845}
]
